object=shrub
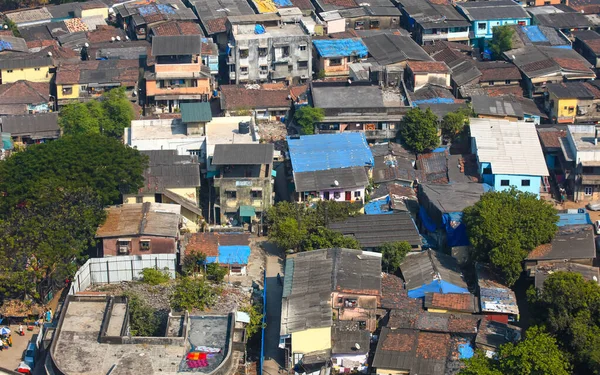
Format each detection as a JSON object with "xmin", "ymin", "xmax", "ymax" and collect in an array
[
  {"xmin": 170, "ymin": 277, "xmax": 218, "ymax": 311},
  {"xmin": 140, "ymin": 268, "xmax": 170, "ymax": 285}
]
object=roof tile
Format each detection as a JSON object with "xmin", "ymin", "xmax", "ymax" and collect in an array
[{"xmin": 409, "ymin": 61, "xmax": 450, "ymax": 74}]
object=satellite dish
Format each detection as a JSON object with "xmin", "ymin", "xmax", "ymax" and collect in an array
[
  {"xmin": 333, "ymin": 180, "xmax": 339, "ymax": 186},
  {"xmin": 354, "ymin": 343, "xmax": 361, "ymax": 350},
  {"xmin": 47, "ymin": 51, "xmax": 53, "ymax": 57},
  {"xmin": 594, "ymin": 276, "xmax": 598, "ymax": 282},
  {"xmin": 116, "ymin": 36, "xmax": 121, "ymax": 41},
  {"xmin": 84, "ymin": 42, "xmax": 89, "ymax": 48},
  {"xmin": 111, "ymin": 37, "xmax": 116, "ymax": 42}
]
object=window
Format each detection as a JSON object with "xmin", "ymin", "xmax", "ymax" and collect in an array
[
  {"xmin": 478, "ymin": 23, "xmax": 487, "ymax": 30},
  {"xmin": 226, "ymin": 190, "xmax": 237, "ymax": 199},
  {"xmin": 282, "ymin": 46, "xmax": 290, "ymax": 57},
  {"xmin": 240, "ymin": 67, "xmax": 248, "ymax": 73},
  {"xmin": 544, "ymin": 1, "xmax": 550, "ymax": 4},
  {"xmin": 118, "ymin": 240, "xmax": 130, "ymax": 254},
  {"xmin": 354, "ymin": 191, "xmax": 361, "ymax": 198},
  {"xmin": 140, "ymin": 240, "xmax": 151, "ymax": 251},
  {"xmin": 288, "ymin": 64, "xmax": 293, "ymax": 72},
  {"xmin": 260, "ymin": 65, "xmax": 268, "ymax": 74},
  {"xmin": 334, "ymin": 192, "xmax": 341, "ymax": 199},
  {"xmin": 518, "ymin": 21, "xmax": 526, "ymax": 26},
  {"xmin": 5, "ymin": 69, "xmax": 12, "ymax": 73},
  {"xmin": 34, "ymin": 67, "xmax": 41, "ymax": 71},
  {"xmin": 239, "ymin": 49, "xmax": 249, "ymax": 58},
  {"xmin": 483, "ymin": 166, "xmax": 492, "ymax": 174},
  {"xmin": 505, "ymin": 80, "xmax": 511, "ymax": 84},
  {"xmin": 258, "ymin": 47, "xmax": 268, "ymax": 57},
  {"xmin": 298, "ymin": 60, "xmax": 308, "ymax": 69},
  {"xmin": 500, "ymin": 180, "xmax": 510, "ymax": 186},
  {"xmin": 521, "ymin": 179, "xmax": 531, "ymax": 187},
  {"xmin": 136, "ymin": 196, "xmax": 143, "ymax": 203},
  {"xmin": 251, "ymin": 190, "xmax": 262, "ymax": 199},
  {"xmin": 62, "ymin": 86, "xmax": 73, "ymax": 95},
  {"xmin": 330, "ymin": 58, "xmax": 342, "ymax": 66},
  {"xmin": 489, "ymin": 81, "xmax": 494, "ymax": 86},
  {"xmin": 585, "ymin": 186, "xmax": 593, "ymax": 196},
  {"xmin": 370, "ymin": 20, "xmax": 380, "ymax": 29},
  {"xmin": 299, "ymin": 45, "xmax": 307, "ymax": 51},
  {"xmin": 324, "ymin": 191, "xmax": 330, "ymax": 200},
  {"xmin": 80, "ymin": 85, "xmax": 87, "ymax": 91},
  {"xmin": 354, "ymin": 21, "xmax": 364, "ymax": 30},
  {"xmin": 568, "ymin": 106, "xmax": 575, "ymax": 114}
]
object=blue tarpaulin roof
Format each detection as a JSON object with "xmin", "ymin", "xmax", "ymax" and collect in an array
[
  {"xmin": 313, "ymin": 39, "xmax": 368, "ymax": 58},
  {"xmin": 273, "ymin": 0, "xmax": 292, "ymax": 6},
  {"xmin": 558, "ymin": 212, "xmax": 591, "ymax": 227},
  {"xmin": 287, "ymin": 133, "xmax": 374, "ymax": 173},
  {"xmin": 206, "ymin": 256, "xmax": 218, "ymax": 264},
  {"xmin": 419, "ymin": 206, "xmax": 437, "ymax": 232},
  {"xmin": 521, "ymin": 26, "xmax": 547, "ymax": 43},
  {"xmin": 411, "ymin": 98, "xmax": 455, "ymax": 106},
  {"xmin": 458, "ymin": 343, "xmax": 474, "ymax": 359},
  {"xmin": 218, "ymin": 245, "xmax": 251, "ymax": 265},
  {"xmin": 364, "ymin": 197, "xmax": 393, "ymax": 215}
]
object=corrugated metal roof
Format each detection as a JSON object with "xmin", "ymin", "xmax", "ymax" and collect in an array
[
  {"xmin": 287, "ymin": 133, "xmax": 374, "ymax": 173},
  {"xmin": 212, "ymin": 143, "xmax": 274, "ymax": 165},
  {"xmin": 293, "ymin": 166, "xmax": 369, "ymax": 192},
  {"xmin": 151, "ymin": 35, "xmax": 202, "ymax": 56},
  {"xmin": 470, "ymin": 118, "xmax": 549, "ymax": 177},
  {"xmin": 180, "ymin": 102, "xmax": 212, "ymax": 123}
]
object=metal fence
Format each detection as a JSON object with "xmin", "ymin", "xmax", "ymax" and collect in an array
[{"xmin": 68, "ymin": 254, "xmax": 177, "ymax": 295}]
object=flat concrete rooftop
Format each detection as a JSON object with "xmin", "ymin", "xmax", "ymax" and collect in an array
[{"xmin": 52, "ymin": 298, "xmax": 231, "ymax": 375}]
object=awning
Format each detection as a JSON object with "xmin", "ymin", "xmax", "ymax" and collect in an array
[{"xmin": 239, "ymin": 205, "xmax": 256, "ymax": 217}]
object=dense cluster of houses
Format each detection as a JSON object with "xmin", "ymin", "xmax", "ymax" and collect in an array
[{"xmin": 4, "ymin": 0, "xmax": 600, "ymax": 373}]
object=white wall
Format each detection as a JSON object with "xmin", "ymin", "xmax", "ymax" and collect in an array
[{"xmin": 68, "ymin": 254, "xmax": 177, "ymax": 295}]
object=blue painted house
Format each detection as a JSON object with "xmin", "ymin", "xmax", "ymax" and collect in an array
[
  {"xmin": 457, "ymin": 0, "xmax": 530, "ymax": 47},
  {"xmin": 470, "ymin": 118, "xmax": 550, "ymax": 197},
  {"xmin": 400, "ymin": 249, "xmax": 470, "ymax": 299}
]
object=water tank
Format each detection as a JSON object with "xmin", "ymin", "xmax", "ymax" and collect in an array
[{"xmin": 238, "ymin": 121, "xmax": 250, "ymax": 134}]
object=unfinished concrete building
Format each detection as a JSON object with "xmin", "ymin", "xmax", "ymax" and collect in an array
[{"xmin": 226, "ymin": 13, "xmax": 312, "ymax": 84}]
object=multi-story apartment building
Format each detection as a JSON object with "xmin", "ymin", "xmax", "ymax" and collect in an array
[
  {"xmin": 226, "ymin": 13, "xmax": 312, "ymax": 84},
  {"xmin": 145, "ymin": 35, "xmax": 213, "ymax": 112}
]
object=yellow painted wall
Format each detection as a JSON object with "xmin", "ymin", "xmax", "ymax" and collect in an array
[
  {"xmin": 80, "ymin": 8, "xmax": 109, "ymax": 19},
  {"xmin": 427, "ymin": 308, "xmax": 449, "ymax": 314},
  {"xmin": 376, "ymin": 368, "xmax": 409, "ymax": 375},
  {"xmin": 292, "ymin": 327, "xmax": 331, "ymax": 354},
  {"xmin": 57, "ymin": 84, "xmax": 80, "ymax": 100},
  {"xmin": 2, "ymin": 66, "xmax": 51, "ymax": 83},
  {"xmin": 167, "ymin": 187, "xmax": 197, "ymax": 203},
  {"xmin": 123, "ymin": 194, "xmax": 155, "ymax": 204},
  {"xmin": 552, "ymin": 94, "xmax": 578, "ymax": 122}
]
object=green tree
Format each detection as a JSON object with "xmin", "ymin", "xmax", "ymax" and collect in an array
[
  {"xmin": 0, "ymin": 133, "xmax": 148, "ymax": 210},
  {"xmin": 240, "ymin": 303, "xmax": 264, "ymax": 338},
  {"xmin": 294, "ymin": 106, "xmax": 324, "ymax": 135},
  {"xmin": 266, "ymin": 201, "xmax": 363, "ymax": 251},
  {"xmin": 460, "ymin": 327, "xmax": 570, "ymax": 375},
  {"xmin": 101, "ymin": 87, "xmax": 135, "ymax": 138},
  {"xmin": 206, "ymin": 263, "xmax": 228, "ymax": 283},
  {"xmin": 529, "ymin": 272, "xmax": 600, "ymax": 374},
  {"xmin": 126, "ymin": 293, "xmax": 160, "ymax": 336},
  {"xmin": 59, "ymin": 102, "xmax": 102, "ymax": 135},
  {"xmin": 380, "ymin": 241, "xmax": 412, "ymax": 273},
  {"xmin": 59, "ymin": 87, "xmax": 134, "ymax": 138},
  {"xmin": 399, "ymin": 107, "xmax": 439, "ymax": 153},
  {"xmin": 140, "ymin": 268, "xmax": 170, "ymax": 285},
  {"xmin": 489, "ymin": 25, "xmax": 515, "ymax": 60},
  {"xmin": 182, "ymin": 251, "xmax": 207, "ymax": 275},
  {"xmin": 170, "ymin": 277, "xmax": 218, "ymax": 311},
  {"xmin": 303, "ymin": 227, "xmax": 361, "ymax": 251},
  {"xmin": 442, "ymin": 107, "xmax": 471, "ymax": 140},
  {"xmin": 463, "ymin": 188, "xmax": 558, "ymax": 286},
  {"xmin": 0, "ymin": 187, "xmax": 105, "ymax": 300}
]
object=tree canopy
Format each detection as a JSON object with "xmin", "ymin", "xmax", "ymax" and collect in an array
[
  {"xmin": 266, "ymin": 201, "xmax": 362, "ymax": 251},
  {"xmin": 399, "ymin": 107, "xmax": 439, "ymax": 153},
  {"xmin": 463, "ymin": 188, "xmax": 558, "ymax": 286},
  {"xmin": 59, "ymin": 87, "xmax": 135, "ymax": 138},
  {"xmin": 460, "ymin": 326, "xmax": 571, "ymax": 375},
  {"xmin": 489, "ymin": 25, "xmax": 515, "ymax": 60},
  {"xmin": 0, "ymin": 187, "xmax": 105, "ymax": 300},
  {"xmin": 294, "ymin": 106, "xmax": 324, "ymax": 135},
  {"xmin": 381, "ymin": 241, "xmax": 412, "ymax": 273},
  {"xmin": 0, "ymin": 133, "xmax": 148, "ymax": 211},
  {"xmin": 529, "ymin": 271, "xmax": 600, "ymax": 374},
  {"xmin": 441, "ymin": 107, "xmax": 471, "ymax": 140}
]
